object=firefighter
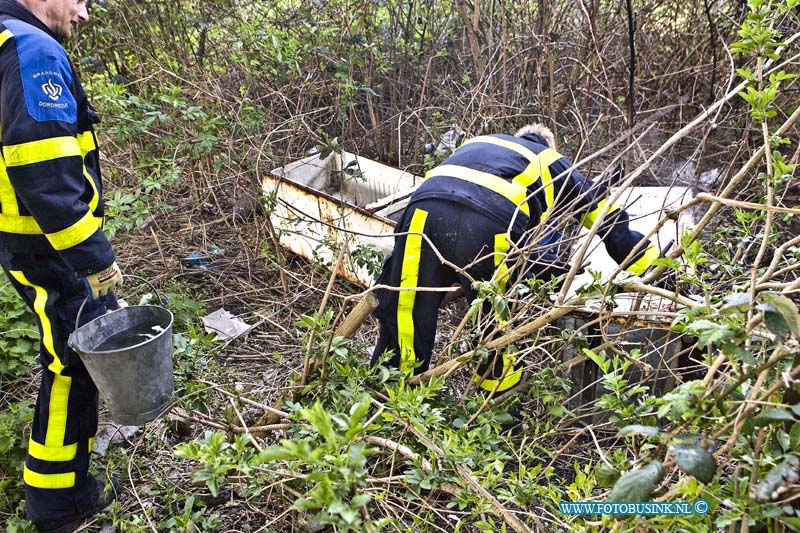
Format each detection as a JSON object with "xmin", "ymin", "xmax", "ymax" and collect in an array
[
  {"xmin": 0, "ymin": 0, "xmax": 123, "ymax": 530},
  {"xmin": 370, "ymin": 124, "xmax": 661, "ymax": 393}
]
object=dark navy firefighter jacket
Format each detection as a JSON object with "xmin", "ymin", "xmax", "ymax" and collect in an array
[
  {"xmin": 0, "ymin": 0, "xmax": 113, "ymax": 276},
  {"xmin": 415, "ymin": 132, "xmax": 660, "ymax": 276}
]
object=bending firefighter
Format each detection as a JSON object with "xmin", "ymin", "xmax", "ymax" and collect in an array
[
  {"xmin": 0, "ymin": 0, "xmax": 122, "ymax": 531},
  {"xmin": 370, "ymin": 124, "xmax": 661, "ymax": 393}
]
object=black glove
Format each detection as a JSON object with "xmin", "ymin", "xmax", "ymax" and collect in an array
[{"xmin": 608, "ymin": 163, "xmax": 625, "ymax": 187}]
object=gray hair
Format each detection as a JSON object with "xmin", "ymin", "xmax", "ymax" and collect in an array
[{"xmin": 515, "ymin": 123, "xmax": 557, "ymax": 151}]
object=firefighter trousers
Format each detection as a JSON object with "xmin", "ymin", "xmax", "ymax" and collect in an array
[
  {"xmin": 0, "ymin": 251, "xmax": 115, "ymax": 524},
  {"xmin": 371, "ymin": 198, "xmax": 530, "ymax": 393}
]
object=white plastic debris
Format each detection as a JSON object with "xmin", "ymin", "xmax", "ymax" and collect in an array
[
  {"xmin": 437, "ymin": 125, "xmax": 465, "ymax": 154},
  {"xmin": 202, "ymin": 308, "xmax": 253, "ymax": 341},
  {"xmin": 93, "ymin": 423, "xmax": 140, "ymax": 456},
  {"xmin": 699, "ymin": 168, "xmax": 722, "ymax": 190}
]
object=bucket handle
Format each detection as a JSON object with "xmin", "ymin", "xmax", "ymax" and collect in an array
[{"xmin": 74, "ymin": 274, "xmax": 168, "ymax": 333}]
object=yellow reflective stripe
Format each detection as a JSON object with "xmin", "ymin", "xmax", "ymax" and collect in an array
[
  {"xmin": 0, "ymin": 165, "xmax": 18, "ymax": 217},
  {"xmin": 463, "ymin": 135, "xmax": 541, "ymax": 160},
  {"xmin": 580, "ymin": 199, "xmax": 620, "ymax": 229},
  {"xmin": 24, "ymin": 466, "xmax": 75, "ymax": 489},
  {"xmin": 84, "ymin": 168, "xmax": 100, "ymax": 211},
  {"xmin": 76, "ymin": 131, "xmax": 96, "ymax": 156},
  {"xmin": 78, "ymin": 132, "xmax": 100, "ymax": 211},
  {"xmin": 0, "ymin": 215, "xmax": 103, "ymax": 235},
  {"xmin": 27, "ymin": 439, "xmax": 77, "ymax": 462},
  {"xmin": 463, "ymin": 137, "xmax": 563, "ymax": 173},
  {"xmin": 514, "ymin": 150, "xmax": 562, "ymax": 221},
  {"xmin": 463, "ymin": 135, "xmax": 563, "ymax": 209},
  {"xmin": 0, "ymin": 214, "xmax": 42, "ymax": 234},
  {"xmin": 0, "ymin": 29, "xmax": 13, "ymax": 49},
  {"xmin": 45, "ymin": 374, "xmax": 72, "ymax": 448},
  {"xmin": 475, "ymin": 352, "xmax": 523, "ymax": 392},
  {"xmin": 463, "ymin": 136, "xmax": 563, "ymax": 218},
  {"xmin": 4, "ymin": 136, "xmax": 82, "ymax": 167},
  {"xmin": 8, "ymin": 271, "xmax": 72, "ymax": 447},
  {"xmin": 8, "ymin": 271, "xmax": 61, "ymax": 371},
  {"xmin": 493, "ymin": 233, "xmax": 511, "ymax": 294},
  {"xmin": 427, "ymin": 164, "xmax": 530, "ymax": 216},
  {"xmin": 626, "ymin": 243, "xmax": 661, "ymax": 276},
  {"xmin": 46, "ymin": 210, "xmax": 99, "ymax": 250},
  {"xmin": 0, "ymin": 123, "xmax": 14, "ymax": 217},
  {"xmin": 539, "ymin": 165, "xmax": 555, "ymax": 221},
  {"xmin": 89, "ymin": 437, "xmax": 95, "ymax": 453},
  {"xmin": 397, "ymin": 208, "xmax": 428, "ymax": 376}
]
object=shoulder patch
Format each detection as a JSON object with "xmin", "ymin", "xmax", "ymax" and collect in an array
[{"xmin": 4, "ymin": 19, "xmax": 76, "ymax": 123}]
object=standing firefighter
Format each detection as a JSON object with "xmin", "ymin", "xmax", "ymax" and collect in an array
[
  {"xmin": 371, "ymin": 124, "xmax": 661, "ymax": 393},
  {"xmin": 0, "ymin": 0, "xmax": 122, "ymax": 530}
]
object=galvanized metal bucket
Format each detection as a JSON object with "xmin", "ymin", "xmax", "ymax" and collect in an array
[{"xmin": 68, "ymin": 276, "xmax": 174, "ymax": 426}]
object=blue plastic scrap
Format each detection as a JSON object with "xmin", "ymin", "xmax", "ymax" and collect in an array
[{"xmin": 181, "ymin": 248, "xmax": 224, "ymax": 270}]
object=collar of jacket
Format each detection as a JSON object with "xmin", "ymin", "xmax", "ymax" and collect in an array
[
  {"xmin": 518, "ymin": 132, "xmax": 549, "ymax": 149},
  {"xmin": 0, "ymin": 0, "xmax": 64, "ymax": 44}
]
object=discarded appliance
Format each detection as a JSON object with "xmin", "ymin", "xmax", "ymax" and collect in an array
[
  {"xmin": 265, "ymin": 150, "xmax": 699, "ymax": 414},
  {"xmin": 265, "ymin": 150, "xmax": 696, "ymax": 293},
  {"xmin": 265, "ymin": 150, "xmax": 418, "ymax": 287}
]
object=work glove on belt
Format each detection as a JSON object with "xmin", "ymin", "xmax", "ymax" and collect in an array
[{"xmin": 83, "ymin": 262, "xmax": 123, "ymax": 300}]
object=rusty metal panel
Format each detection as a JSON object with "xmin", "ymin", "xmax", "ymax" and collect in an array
[{"xmin": 263, "ymin": 171, "xmax": 398, "ymax": 287}]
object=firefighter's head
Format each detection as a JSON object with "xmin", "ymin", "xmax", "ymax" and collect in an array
[
  {"xmin": 19, "ymin": 0, "xmax": 90, "ymax": 40},
  {"xmin": 515, "ymin": 123, "xmax": 556, "ymax": 151}
]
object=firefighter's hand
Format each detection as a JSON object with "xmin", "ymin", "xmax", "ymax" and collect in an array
[{"xmin": 83, "ymin": 262, "xmax": 123, "ymax": 300}]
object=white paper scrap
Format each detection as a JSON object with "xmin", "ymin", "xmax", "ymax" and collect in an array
[{"xmin": 202, "ymin": 308, "xmax": 253, "ymax": 341}]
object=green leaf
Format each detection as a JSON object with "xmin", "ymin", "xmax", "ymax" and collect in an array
[
  {"xmin": 736, "ymin": 67, "xmax": 755, "ymax": 80},
  {"xmin": 656, "ymin": 380, "xmax": 707, "ymax": 421},
  {"xmin": 349, "ymin": 393, "xmax": 372, "ymax": 426},
  {"xmin": 582, "ymin": 348, "xmax": 611, "ymax": 374},
  {"xmin": 685, "ymin": 319, "xmax": 737, "ymax": 348},
  {"xmin": 721, "ymin": 292, "xmax": 751, "ymax": 313},
  {"xmin": 670, "ymin": 444, "xmax": 716, "ymax": 483},
  {"xmin": 207, "ymin": 476, "xmax": 220, "ymax": 497},
  {"xmin": 608, "ymin": 461, "xmax": 665, "ymax": 502},
  {"xmin": 256, "ymin": 445, "xmax": 294, "ymax": 463},
  {"xmin": 302, "ymin": 401, "xmax": 337, "ymax": 447},
  {"xmin": 618, "ymin": 425, "xmax": 659, "ymax": 438},
  {"xmin": 192, "ymin": 470, "xmax": 213, "ymax": 482},
  {"xmin": 754, "ymin": 408, "xmax": 797, "ymax": 426},
  {"xmin": 757, "ymin": 303, "xmax": 792, "ymax": 337},
  {"xmin": 790, "ymin": 422, "xmax": 800, "ymax": 450},
  {"xmin": 754, "ymin": 456, "xmax": 800, "ymax": 502},
  {"xmin": 293, "ymin": 497, "xmax": 316, "ymax": 511},
  {"xmin": 351, "ymin": 493, "xmax": 371, "ymax": 507},
  {"xmin": 759, "ymin": 292, "xmax": 800, "ymax": 338},
  {"xmin": 596, "ymin": 462, "xmax": 620, "ymax": 488},
  {"xmin": 783, "ymin": 517, "xmax": 800, "ymax": 532}
]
